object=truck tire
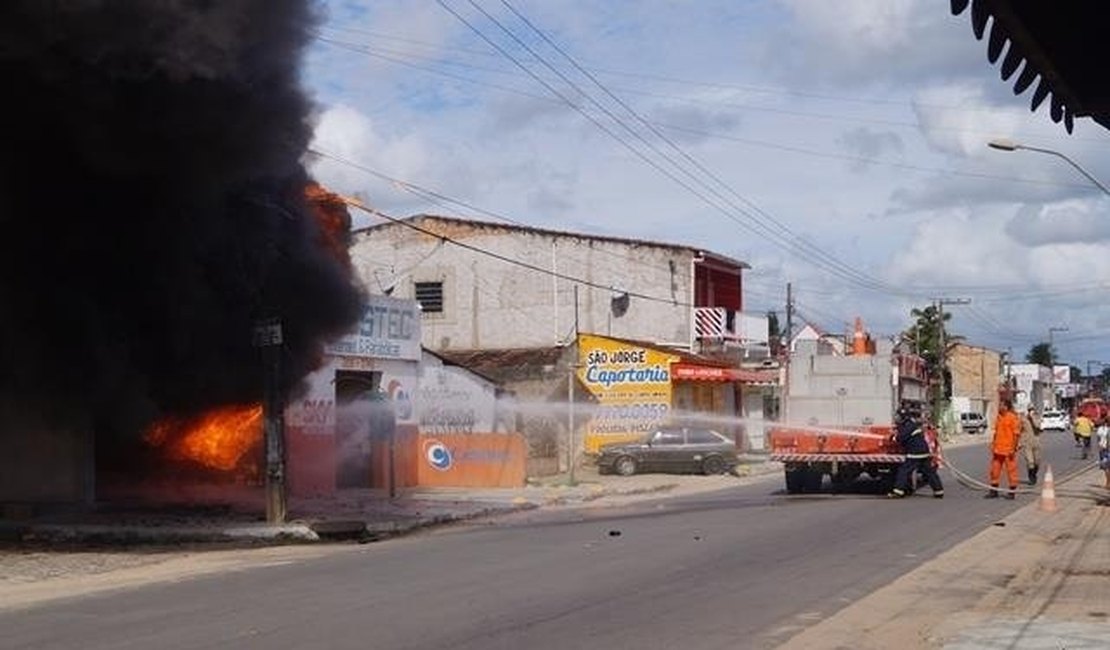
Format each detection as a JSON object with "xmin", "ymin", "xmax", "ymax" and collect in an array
[
  {"xmin": 784, "ymin": 465, "xmax": 806, "ymax": 494},
  {"xmin": 803, "ymin": 467, "xmax": 824, "ymax": 493},
  {"xmin": 831, "ymin": 469, "xmax": 858, "ymax": 493}
]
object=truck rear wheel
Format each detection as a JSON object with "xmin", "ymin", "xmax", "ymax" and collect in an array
[
  {"xmin": 803, "ymin": 467, "xmax": 824, "ymax": 493},
  {"xmin": 784, "ymin": 465, "xmax": 806, "ymax": 494},
  {"xmin": 831, "ymin": 469, "xmax": 858, "ymax": 493}
]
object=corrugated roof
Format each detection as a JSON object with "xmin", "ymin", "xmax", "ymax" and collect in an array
[
  {"xmin": 353, "ymin": 214, "xmax": 750, "ymax": 270},
  {"xmin": 436, "ymin": 335, "xmax": 732, "ymax": 379},
  {"xmin": 421, "ymin": 346, "xmax": 503, "ymax": 386}
]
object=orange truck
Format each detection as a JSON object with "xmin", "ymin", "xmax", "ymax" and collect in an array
[
  {"xmin": 1075, "ymin": 397, "xmax": 1108, "ymax": 422},
  {"xmin": 769, "ymin": 324, "xmax": 937, "ymax": 494}
]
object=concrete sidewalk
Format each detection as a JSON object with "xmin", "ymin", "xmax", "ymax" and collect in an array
[
  {"xmin": 778, "ymin": 467, "xmax": 1110, "ymax": 649},
  {"xmin": 0, "ymin": 455, "xmax": 782, "ymax": 548}
]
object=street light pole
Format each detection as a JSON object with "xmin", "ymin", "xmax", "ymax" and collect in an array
[
  {"xmin": 933, "ymin": 297, "xmax": 970, "ymax": 432},
  {"xmin": 1048, "ymin": 326, "xmax": 1068, "ymax": 363},
  {"xmin": 987, "ymin": 139, "xmax": 1110, "ymax": 197},
  {"xmin": 1086, "ymin": 360, "xmax": 1106, "ymax": 395}
]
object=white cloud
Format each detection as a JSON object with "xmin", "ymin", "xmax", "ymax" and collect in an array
[
  {"xmin": 1006, "ymin": 200, "xmax": 1110, "ymax": 246},
  {"xmin": 310, "ymin": 104, "xmax": 431, "ymax": 192}
]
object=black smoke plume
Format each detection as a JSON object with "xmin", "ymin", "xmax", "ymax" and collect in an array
[{"xmin": 0, "ymin": 2, "xmax": 364, "ymax": 442}]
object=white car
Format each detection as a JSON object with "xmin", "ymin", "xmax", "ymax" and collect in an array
[{"xmin": 1040, "ymin": 409, "xmax": 1069, "ymax": 431}]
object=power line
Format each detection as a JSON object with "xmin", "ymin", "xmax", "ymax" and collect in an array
[
  {"xmin": 315, "ymin": 36, "xmax": 1094, "ymax": 203},
  {"xmin": 340, "ymin": 195, "xmax": 697, "ymax": 308},
  {"xmin": 496, "ymin": 0, "xmax": 912, "ymax": 296},
  {"xmin": 437, "ymin": 0, "xmax": 909, "ymax": 297},
  {"xmin": 316, "ymin": 24, "xmax": 1109, "ymax": 143},
  {"xmin": 309, "ymin": 148, "xmax": 732, "ymax": 287},
  {"xmin": 316, "ymin": 28, "xmax": 1105, "ymax": 300}
]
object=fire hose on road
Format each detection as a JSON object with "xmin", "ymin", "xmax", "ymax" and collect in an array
[{"xmin": 938, "ymin": 449, "xmax": 1106, "ymax": 501}]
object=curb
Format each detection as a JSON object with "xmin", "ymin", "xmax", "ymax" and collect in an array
[
  {"xmin": 1, "ymin": 522, "xmax": 321, "ymax": 546},
  {"xmin": 0, "ymin": 462, "xmax": 784, "ymax": 548}
]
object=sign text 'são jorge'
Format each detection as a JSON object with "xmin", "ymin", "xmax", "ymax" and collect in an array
[{"xmin": 577, "ymin": 334, "xmax": 678, "ymax": 452}]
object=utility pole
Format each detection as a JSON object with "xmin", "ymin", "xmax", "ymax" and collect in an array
[
  {"xmin": 1048, "ymin": 326, "xmax": 1068, "ymax": 363},
  {"xmin": 933, "ymin": 297, "xmax": 970, "ymax": 428},
  {"xmin": 567, "ymin": 284, "xmax": 579, "ymax": 485},
  {"xmin": 783, "ymin": 282, "xmax": 793, "ymax": 423},
  {"xmin": 785, "ymin": 283, "xmax": 794, "ymax": 348},
  {"xmin": 253, "ymin": 317, "xmax": 286, "ymax": 524}
]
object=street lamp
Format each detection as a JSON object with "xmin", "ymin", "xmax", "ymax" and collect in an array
[
  {"xmin": 1048, "ymin": 326, "xmax": 1068, "ymax": 360},
  {"xmin": 987, "ymin": 138, "xmax": 1110, "ymax": 197},
  {"xmin": 1086, "ymin": 361, "xmax": 1107, "ymax": 397}
]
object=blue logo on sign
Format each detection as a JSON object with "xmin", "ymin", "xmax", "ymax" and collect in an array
[
  {"xmin": 424, "ymin": 439, "xmax": 453, "ymax": 471},
  {"xmin": 388, "ymin": 379, "xmax": 414, "ymax": 420}
]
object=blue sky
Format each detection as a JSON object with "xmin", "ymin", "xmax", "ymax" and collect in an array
[{"xmin": 303, "ymin": 0, "xmax": 1110, "ymax": 370}]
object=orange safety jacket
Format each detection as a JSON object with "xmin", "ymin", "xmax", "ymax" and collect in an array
[{"xmin": 992, "ymin": 410, "xmax": 1021, "ymax": 455}]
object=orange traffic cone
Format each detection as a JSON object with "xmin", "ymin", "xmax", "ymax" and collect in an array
[{"xmin": 1039, "ymin": 465, "xmax": 1057, "ymax": 512}]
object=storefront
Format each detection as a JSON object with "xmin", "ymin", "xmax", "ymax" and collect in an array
[
  {"xmin": 285, "ymin": 294, "xmax": 421, "ymax": 496},
  {"xmin": 410, "ymin": 351, "xmax": 525, "ymax": 488},
  {"xmin": 671, "ymin": 363, "xmax": 778, "ymax": 450},
  {"xmin": 285, "ymin": 296, "xmax": 527, "ymax": 495}
]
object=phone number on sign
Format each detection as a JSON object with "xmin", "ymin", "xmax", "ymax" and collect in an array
[{"xmin": 592, "ymin": 403, "xmax": 669, "ymax": 421}]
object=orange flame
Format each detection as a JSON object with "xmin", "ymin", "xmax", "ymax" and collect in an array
[
  {"xmin": 305, "ymin": 181, "xmax": 353, "ymax": 267},
  {"xmin": 146, "ymin": 404, "xmax": 263, "ymax": 471}
]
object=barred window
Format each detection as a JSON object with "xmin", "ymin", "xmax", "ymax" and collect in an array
[{"xmin": 414, "ymin": 281, "xmax": 444, "ymax": 314}]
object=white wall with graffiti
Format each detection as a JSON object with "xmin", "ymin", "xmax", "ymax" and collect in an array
[{"xmin": 417, "ymin": 351, "xmax": 510, "ymax": 434}]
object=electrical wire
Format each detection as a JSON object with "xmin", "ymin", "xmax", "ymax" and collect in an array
[
  {"xmin": 315, "ymin": 32, "xmax": 1103, "ymax": 298},
  {"xmin": 497, "ymin": 0, "xmax": 916, "ymax": 296},
  {"xmin": 316, "ymin": 25, "xmax": 1108, "ymax": 144},
  {"xmin": 310, "ymin": 148, "xmax": 751, "ymax": 303},
  {"xmin": 440, "ymin": 0, "xmax": 910, "ymax": 298},
  {"xmin": 340, "ymin": 194, "xmax": 697, "ymax": 308}
]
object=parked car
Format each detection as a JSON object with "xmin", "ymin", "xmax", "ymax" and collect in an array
[
  {"xmin": 1040, "ymin": 409, "xmax": 1070, "ymax": 431},
  {"xmin": 959, "ymin": 412, "xmax": 986, "ymax": 435},
  {"xmin": 596, "ymin": 426, "xmax": 739, "ymax": 476}
]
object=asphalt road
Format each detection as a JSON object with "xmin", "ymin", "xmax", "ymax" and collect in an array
[{"xmin": 3, "ymin": 431, "xmax": 1091, "ymax": 650}]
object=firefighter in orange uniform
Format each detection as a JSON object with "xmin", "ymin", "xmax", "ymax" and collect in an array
[{"xmin": 986, "ymin": 400, "xmax": 1022, "ymax": 499}]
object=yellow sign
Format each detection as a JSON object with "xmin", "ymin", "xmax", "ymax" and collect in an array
[{"xmin": 577, "ymin": 334, "xmax": 678, "ymax": 452}]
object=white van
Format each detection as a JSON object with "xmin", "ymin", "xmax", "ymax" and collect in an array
[{"xmin": 959, "ymin": 412, "xmax": 986, "ymax": 434}]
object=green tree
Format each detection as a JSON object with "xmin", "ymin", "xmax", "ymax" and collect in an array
[
  {"xmin": 767, "ymin": 310, "xmax": 783, "ymax": 356},
  {"xmin": 1026, "ymin": 342, "xmax": 1054, "ymax": 366},
  {"xmin": 901, "ymin": 304, "xmax": 962, "ymax": 419}
]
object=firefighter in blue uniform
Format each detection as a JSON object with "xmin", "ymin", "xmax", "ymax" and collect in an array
[{"xmin": 888, "ymin": 404, "xmax": 944, "ymax": 499}]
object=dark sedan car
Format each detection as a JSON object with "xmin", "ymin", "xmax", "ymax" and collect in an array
[{"xmin": 596, "ymin": 426, "xmax": 739, "ymax": 476}]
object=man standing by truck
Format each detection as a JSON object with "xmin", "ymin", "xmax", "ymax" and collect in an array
[
  {"xmin": 1020, "ymin": 406, "xmax": 1043, "ymax": 485},
  {"xmin": 887, "ymin": 405, "xmax": 944, "ymax": 499},
  {"xmin": 987, "ymin": 400, "xmax": 1021, "ymax": 499}
]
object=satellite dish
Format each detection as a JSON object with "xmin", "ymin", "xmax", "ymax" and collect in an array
[{"xmin": 610, "ymin": 286, "xmax": 630, "ymax": 318}]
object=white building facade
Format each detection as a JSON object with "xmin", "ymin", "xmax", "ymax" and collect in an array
[
  {"xmin": 349, "ymin": 215, "xmax": 762, "ymax": 354},
  {"xmin": 1006, "ymin": 363, "xmax": 1054, "ymax": 412}
]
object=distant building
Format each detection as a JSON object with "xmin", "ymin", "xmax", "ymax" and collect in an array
[
  {"xmin": 1005, "ymin": 363, "xmax": 1054, "ymax": 413},
  {"xmin": 789, "ymin": 320, "xmax": 846, "ymax": 356},
  {"xmin": 947, "ymin": 343, "xmax": 1004, "ymax": 425}
]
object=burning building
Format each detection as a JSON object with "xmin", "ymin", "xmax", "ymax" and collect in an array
[{"xmin": 0, "ymin": 2, "xmax": 364, "ymax": 506}]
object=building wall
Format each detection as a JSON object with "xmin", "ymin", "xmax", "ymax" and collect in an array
[
  {"xmin": 948, "ymin": 344, "xmax": 1003, "ymax": 423},
  {"xmin": 1007, "ymin": 364, "xmax": 1053, "ymax": 412},
  {"xmin": 1, "ymin": 421, "xmax": 92, "ymax": 506},
  {"xmin": 350, "ymin": 219, "xmax": 696, "ymax": 351}
]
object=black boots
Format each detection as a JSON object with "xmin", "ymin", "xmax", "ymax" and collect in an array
[
  {"xmin": 984, "ymin": 489, "xmax": 999, "ymax": 499},
  {"xmin": 1028, "ymin": 466, "xmax": 1038, "ymax": 485}
]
